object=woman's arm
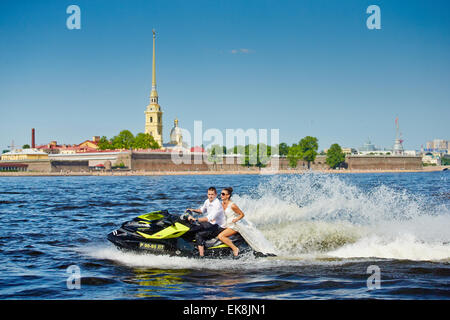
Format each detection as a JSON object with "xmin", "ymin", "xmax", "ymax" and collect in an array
[{"xmin": 231, "ymin": 203, "xmax": 245, "ymax": 223}]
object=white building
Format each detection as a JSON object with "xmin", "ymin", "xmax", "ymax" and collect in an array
[{"xmin": 422, "ymin": 153, "xmax": 441, "ymax": 165}]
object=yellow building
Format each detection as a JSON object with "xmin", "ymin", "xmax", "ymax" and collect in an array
[
  {"xmin": 1, "ymin": 149, "xmax": 49, "ymax": 161},
  {"xmin": 342, "ymin": 148, "xmax": 357, "ymax": 155},
  {"xmin": 323, "ymin": 147, "xmax": 356, "ymax": 155},
  {"xmin": 78, "ymin": 136, "xmax": 100, "ymax": 149},
  {"xmin": 144, "ymin": 29, "xmax": 163, "ymax": 148}
]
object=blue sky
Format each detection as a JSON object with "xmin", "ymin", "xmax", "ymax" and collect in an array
[{"xmin": 0, "ymin": 0, "xmax": 449, "ymax": 151}]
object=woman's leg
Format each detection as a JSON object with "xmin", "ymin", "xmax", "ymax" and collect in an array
[{"xmin": 218, "ymin": 228, "xmax": 239, "ymax": 256}]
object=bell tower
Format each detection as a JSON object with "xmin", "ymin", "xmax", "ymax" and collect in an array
[{"xmin": 145, "ymin": 29, "xmax": 163, "ymax": 148}]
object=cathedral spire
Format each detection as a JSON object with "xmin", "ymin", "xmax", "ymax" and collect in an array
[
  {"xmin": 145, "ymin": 28, "xmax": 163, "ymax": 148},
  {"xmin": 150, "ymin": 29, "xmax": 158, "ymax": 103}
]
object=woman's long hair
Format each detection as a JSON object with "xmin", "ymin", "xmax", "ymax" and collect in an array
[{"xmin": 223, "ymin": 187, "xmax": 233, "ymax": 198}]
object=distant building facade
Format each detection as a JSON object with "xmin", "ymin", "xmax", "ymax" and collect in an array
[
  {"xmin": 78, "ymin": 136, "xmax": 100, "ymax": 150},
  {"xmin": 35, "ymin": 137, "xmax": 100, "ymax": 154},
  {"xmin": 424, "ymin": 139, "xmax": 449, "ymax": 154},
  {"xmin": 422, "ymin": 153, "xmax": 441, "ymax": 165},
  {"xmin": 1, "ymin": 148, "xmax": 48, "ymax": 161},
  {"xmin": 359, "ymin": 139, "xmax": 377, "ymax": 152},
  {"xmin": 163, "ymin": 118, "xmax": 187, "ymax": 150},
  {"xmin": 323, "ymin": 147, "xmax": 357, "ymax": 155}
]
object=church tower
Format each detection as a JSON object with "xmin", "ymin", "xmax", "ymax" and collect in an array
[
  {"xmin": 145, "ymin": 29, "xmax": 163, "ymax": 147},
  {"xmin": 170, "ymin": 118, "xmax": 183, "ymax": 146}
]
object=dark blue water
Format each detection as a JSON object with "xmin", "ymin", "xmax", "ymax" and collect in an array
[{"xmin": 0, "ymin": 172, "xmax": 449, "ymax": 299}]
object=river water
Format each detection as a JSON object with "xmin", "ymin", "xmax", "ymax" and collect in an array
[{"xmin": 0, "ymin": 172, "xmax": 449, "ymax": 299}]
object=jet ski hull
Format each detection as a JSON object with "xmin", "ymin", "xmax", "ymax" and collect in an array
[{"xmin": 106, "ymin": 210, "xmax": 252, "ymax": 258}]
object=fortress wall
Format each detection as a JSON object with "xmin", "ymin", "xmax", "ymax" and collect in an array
[
  {"xmin": 130, "ymin": 152, "xmax": 250, "ymax": 172},
  {"xmin": 22, "ymin": 160, "xmax": 52, "ymax": 172},
  {"xmin": 115, "ymin": 153, "xmax": 132, "ymax": 168},
  {"xmin": 347, "ymin": 156, "xmax": 422, "ymax": 170},
  {"xmin": 271, "ymin": 155, "xmax": 329, "ymax": 170},
  {"xmin": 131, "ymin": 152, "xmax": 209, "ymax": 171},
  {"xmin": 50, "ymin": 160, "xmax": 90, "ymax": 172},
  {"xmin": 2, "ymin": 154, "xmax": 424, "ymax": 173}
]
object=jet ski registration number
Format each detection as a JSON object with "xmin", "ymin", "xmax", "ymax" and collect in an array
[{"xmin": 139, "ymin": 243, "xmax": 165, "ymax": 251}]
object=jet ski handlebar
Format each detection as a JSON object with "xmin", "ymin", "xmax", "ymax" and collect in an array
[{"xmin": 181, "ymin": 210, "xmax": 201, "ymax": 226}]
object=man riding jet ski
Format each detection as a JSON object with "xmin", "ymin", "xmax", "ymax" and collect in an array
[{"xmin": 107, "ymin": 210, "xmax": 271, "ymax": 258}]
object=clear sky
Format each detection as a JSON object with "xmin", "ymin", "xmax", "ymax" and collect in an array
[{"xmin": 1, "ymin": 0, "xmax": 449, "ymax": 151}]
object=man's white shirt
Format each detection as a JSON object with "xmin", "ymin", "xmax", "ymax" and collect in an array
[{"xmin": 200, "ymin": 198, "xmax": 226, "ymax": 228}]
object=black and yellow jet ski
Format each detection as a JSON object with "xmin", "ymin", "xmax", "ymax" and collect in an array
[{"xmin": 107, "ymin": 209, "xmax": 257, "ymax": 258}]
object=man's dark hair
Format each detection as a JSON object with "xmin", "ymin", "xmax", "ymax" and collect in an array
[{"xmin": 208, "ymin": 187, "xmax": 217, "ymax": 194}]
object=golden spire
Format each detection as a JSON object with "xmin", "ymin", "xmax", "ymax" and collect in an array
[
  {"xmin": 150, "ymin": 29, "xmax": 158, "ymax": 100},
  {"xmin": 144, "ymin": 28, "xmax": 163, "ymax": 148}
]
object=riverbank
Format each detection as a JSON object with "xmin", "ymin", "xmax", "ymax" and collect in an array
[{"xmin": 0, "ymin": 166, "xmax": 448, "ymax": 177}]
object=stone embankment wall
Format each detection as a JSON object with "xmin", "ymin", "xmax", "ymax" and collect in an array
[
  {"xmin": 347, "ymin": 156, "xmax": 422, "ymax": 170},
  {"xmin": 0, "ymin": 152, "xmax": 424, "ymax": 173},
  {"xmin": 272, "ymin": 155, "xmax": 329, "ymax": 170},
  {"xmin": 20, "ymin": 160, "xmax": 52, "ymax": 172},
  {"xmin": 130, "ymin": 152, "xmax": 257, "ymax": 172},
  {"xmin": 51, "ymin": 160, "xmax": 90, "ymax": 172}
]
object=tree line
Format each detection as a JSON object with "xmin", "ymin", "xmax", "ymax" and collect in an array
[
  {"xmin": 282, "ymin": 136, "xmax": 345, "ymax": 169},
  {"xmin": 207, "ymin": 144, "xmax": 273, "ymax": 167},
  {"xmin": 2, "ymin": 132, "xmax": 346, "ymax": 169},
  {"xmin": 97, "ymin": 130, "xmax": 160, "ymax": 150},
  {"xmin": 206, "ymin": 136, "xmax": 346, "ymax": 169}
]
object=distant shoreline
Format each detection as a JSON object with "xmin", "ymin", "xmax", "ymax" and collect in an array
[{"xmin": 0, "ymin": 166, "xmax": 448, "ymax": 177}]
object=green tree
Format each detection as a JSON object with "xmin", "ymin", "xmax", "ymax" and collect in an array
[
  {"xmin": 207, "ymin": 144, "xmax": 224, "ymax": 164},
  {"xmin": 326, "ymin": 143, "xmax": 346, "ymax": 169},
  {"xmin": 287, "ymin": 143, "xmax": 301, "ymax": 168},
  {"xmin": 287, "ymin": 136, "xmax": 319, "ymax": 169},
  {"xmin": 97, "ymin": 136, "xmax": 112, "ymax": 150},
  {"xmin": 133, "ymin": 133, "xmax": 160, "ymax": 149},
  {"xmin": 243, "ymin": 143, "xmax": 271, "ymax": 167},
  {"xmin": 442, "ymin": 157, "xmax": 450, "ymax": 166},
  {"xmin": 299, "ymin": 136, "xmax": 318, "ymax": 169},
  {"xmin": 111, "ymin": 130, "xmax": 135, "ymax": 149},
  {"xmin": 257, "ymin": 143, "xmax": 272, "ymax": 167},
  {"xmin": 22, "ymin": 144, "xmax": 30, "ymax": 149},
  {"xmin": 278, "ymin": 142, "xmax": 290, "ymax": 156},
  {"xmin": 231, "ymin": 145, "xmax": 245, "ymax": 155}
]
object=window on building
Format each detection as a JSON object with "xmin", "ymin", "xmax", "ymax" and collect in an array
[{"xmin": 150, "ymin": 117, "xmax": 153, "ymax": 123}]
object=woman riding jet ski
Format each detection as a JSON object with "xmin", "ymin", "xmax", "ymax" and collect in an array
[{"xmin": 107, "ymin": 209, "xmax": 272, "ymax": 258}]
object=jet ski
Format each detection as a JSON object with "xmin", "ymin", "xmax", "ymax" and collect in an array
[{"xmin": 107, "ymin": 209, "xmax": 265, "ymax": 258}]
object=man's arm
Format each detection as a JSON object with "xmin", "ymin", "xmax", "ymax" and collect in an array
[
  {"xmin": 186, "ymin": 208, "xmax": 202, "ymax": 214},
  {"xmin": 188, "ymin": 215, "xmax": 208, "ymax": 222},
  {"xmin": 187, "ymin": 201, "xmax": 207, "ymax": 221},
  {"xmin": 187, "ymin": 200, "xmax": 206, "ymax": 214}
]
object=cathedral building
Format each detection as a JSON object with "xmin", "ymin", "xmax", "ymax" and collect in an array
[
  {"xmin": 144, "ymin": 29, "xmax": 163, "ymax": 148},
  {"xmin": 144, "ymin": 30, "xmax": 185, "ymax": 151}
]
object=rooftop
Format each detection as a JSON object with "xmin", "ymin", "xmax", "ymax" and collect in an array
[{"xmin": 2, "ymin": 148, "xmax": 48, "ymax": 156}]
